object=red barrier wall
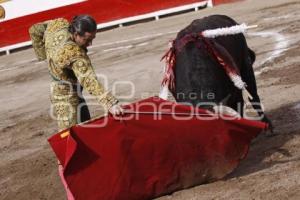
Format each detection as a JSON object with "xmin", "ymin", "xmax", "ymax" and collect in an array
[{"xmin": 0, "ymin": 0, "xmax": 201, "ymax": 48}]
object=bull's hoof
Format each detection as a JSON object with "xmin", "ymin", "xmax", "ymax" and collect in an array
[{"xmin": 264, "ymin": 128, "xmax": 278, "ymax": 137}]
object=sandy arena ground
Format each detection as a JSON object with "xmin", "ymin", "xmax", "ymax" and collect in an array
[{"xmin": 0, "ymin": 0, "xmax": 300, "ymax": 199}]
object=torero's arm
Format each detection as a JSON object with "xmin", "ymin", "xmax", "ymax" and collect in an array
[
  {"xmin": 72, "ymin": 56, "xmax": 118, "ymax": 110},
  {"xmin": 28, "ymin": 21, "xmax": 49, "ymax": 61}
]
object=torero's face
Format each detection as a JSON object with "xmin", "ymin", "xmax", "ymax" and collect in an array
[{"xmin": 73, "ymin": 31, "xmax": 96, "ymax": 49}]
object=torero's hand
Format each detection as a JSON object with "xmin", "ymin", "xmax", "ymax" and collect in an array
[{"xmin": 109, "ymin": 104, "xmax": 124, "ymax": 116}]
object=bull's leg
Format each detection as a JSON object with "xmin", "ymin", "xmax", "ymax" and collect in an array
[
  {"xmin": 241, "ymin": 49, "xmax": 274, "ymax": 132},
  {"xmin": 252, "ymin": 102, "xmax": 274, "ymax": 132}
]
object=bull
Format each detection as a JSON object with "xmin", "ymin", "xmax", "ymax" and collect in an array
[{"xmin": 160, "ymin": 15, "xmax": 273, "ymax": 131}]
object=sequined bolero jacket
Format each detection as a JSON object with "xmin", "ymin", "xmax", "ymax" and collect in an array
[{"xmin": 29, "ymin": 18, "xmax": 118, "ymax": 109}]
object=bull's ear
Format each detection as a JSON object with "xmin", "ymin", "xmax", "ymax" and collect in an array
[{"xmin": 248, "ymin": 48, "xmax": 256, "ymax": 64}]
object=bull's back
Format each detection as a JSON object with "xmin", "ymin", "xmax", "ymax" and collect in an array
[{"xmin": 173, "ymin": 15, "xmax": 246, "ymax": 108}]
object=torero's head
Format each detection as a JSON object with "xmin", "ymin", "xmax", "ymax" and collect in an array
[{"xmin": 69, "ymin": 15, "xmax": 97, "ymax": 49}]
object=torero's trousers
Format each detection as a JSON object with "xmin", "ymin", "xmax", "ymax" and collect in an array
[{"xmin": 50, "ymin": 81, "xmax": 91, "ymax": 131}]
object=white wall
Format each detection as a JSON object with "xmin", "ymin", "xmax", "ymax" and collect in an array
[{"xmin": 0, "ymin": 0, "xmax": 86, "ymax": 22}]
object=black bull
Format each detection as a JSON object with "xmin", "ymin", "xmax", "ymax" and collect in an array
[{"xmin": 168, "ymin": 15, "xmax": 272, "ymax": 129}]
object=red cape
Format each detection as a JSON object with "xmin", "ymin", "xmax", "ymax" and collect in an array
[{"xmin": 48, "ymin": 97, "xmax": 266, "ymax": 200}]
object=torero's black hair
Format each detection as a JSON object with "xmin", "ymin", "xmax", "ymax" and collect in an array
[{"xmin": 68, "ymin": 14, "xmax": 97, "ymax": 36}]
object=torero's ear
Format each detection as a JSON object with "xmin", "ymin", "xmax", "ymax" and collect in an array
[{"xmin": 73, "ymin": 32, "xmax": 79, "ymax": 37}]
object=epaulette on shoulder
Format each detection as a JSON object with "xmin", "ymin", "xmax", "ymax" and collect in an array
[
  {"xmin": 47, "ymin": 18, "xmax": 70, "ymax": 34},
  {"xmin": 55, "ymin": 43, "xmax": 85, "ymax": 66}
]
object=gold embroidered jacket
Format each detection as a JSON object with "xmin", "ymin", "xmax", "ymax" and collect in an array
[{"xmin": 29, "ymin": 18, "xmax": 118, "ymax": 109}]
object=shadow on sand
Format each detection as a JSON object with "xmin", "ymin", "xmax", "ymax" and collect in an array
[{"xmin": 226, "ymin": 101, "xmax": 300, "ymax": 179}]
